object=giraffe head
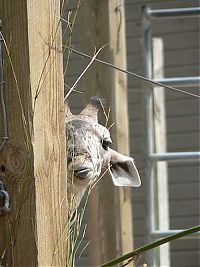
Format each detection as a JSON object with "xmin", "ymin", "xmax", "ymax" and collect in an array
[{"xmin": 65, "ymin": 97, "xmax": 141, "ymax": 218}]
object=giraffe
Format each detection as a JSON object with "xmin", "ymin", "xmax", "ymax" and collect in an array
[{"xmin": 65, "ymin": 97, "xmax": 141, "ymax": 222}]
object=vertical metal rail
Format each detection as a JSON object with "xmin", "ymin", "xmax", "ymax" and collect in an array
[
  {"xmin": 142, "ymin": 7, "xmax": 155, "ymax": 266},
  {"xmin": 142, "ymin": 6, "xmax": 200, "ymax": 267}
]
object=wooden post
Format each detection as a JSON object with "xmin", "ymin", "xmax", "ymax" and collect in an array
[
  {"xmin": 152, "ymin": 38, "xmax": 170, "ymax": 266},
  {"xmin": 0, "ymin": 1, "xmax": 68, "ymax": 266},
  {"xmin": 81, "ymin": 1, "xmax": 134, "ymax": 265}
]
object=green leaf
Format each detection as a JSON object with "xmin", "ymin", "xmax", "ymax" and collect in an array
[{"xmin": 100, "ymin": 225, "xmax": 200, "ymax": 267}]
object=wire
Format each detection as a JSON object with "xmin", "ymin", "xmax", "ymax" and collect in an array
[
  {"xmin": 63, "ymin": 45, "xmax": 200, "ymax": 99},
  {"xmin": 0, "ymin": 29, "xmax": 9, "ymax": 151}
]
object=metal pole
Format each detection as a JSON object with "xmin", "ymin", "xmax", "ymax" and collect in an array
[
  {"xmin": 145, "ymin": 7, "xmax": 200, "ymax": 19},
  {"xmin": 154, "ymin": 77, "xmax": 200, "ymax": 88},
  {"xmin": 142, "ymin": 6, "xmax": 155, "ymax": 266},
  {"xmin": 150, "ymin": 152, "xmax": 200, "ymax": 162},
  {"xmin": 151, "ymin": 230, "xmax": 200, "ymax": 239}
]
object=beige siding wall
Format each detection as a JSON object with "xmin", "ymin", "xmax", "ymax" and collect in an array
[
  {"xmin": 127, "ymin": 1, "xmax": 199, "ymax": 266},
  {"xmin": 63, "ymin": 0, "xmax": 199, "ymax": 266}
]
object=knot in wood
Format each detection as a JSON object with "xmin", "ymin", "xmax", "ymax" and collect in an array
[{"xmin": 5, "ymin": 145, "xmax": 26, "ymax": 176}]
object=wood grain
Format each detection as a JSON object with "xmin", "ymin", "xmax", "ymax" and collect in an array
[
  {"xmin": 153, "ymin": 38, "xmax": 170, "ymax": 267},
  {"xmin": 0, "ymin": 0, "xmax": 67, "ymax": 266},
  {"xmin": 81, "ymin": 1, "xmax": 134, "ymax": 266}
]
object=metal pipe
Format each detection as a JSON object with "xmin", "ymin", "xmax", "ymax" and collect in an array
[
  {"xmin": 151, "ymin": 230, "xmax": 200, "ymax": 239},
  {"xmin": 150, "ymin": 152, "xmax": 200, "ymax": 162},
  {"xmin": 154, "ymin": 77, "xmax": 200, "ymax": 88},
  {"xmin": 142, "ymin": 6, "xmax": 155, "ymax": 266},
  {"xmin": 145, "ymin": 7, "xmax": 200, "ymax": 20}
]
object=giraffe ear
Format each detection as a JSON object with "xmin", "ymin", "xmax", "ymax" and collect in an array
[
  {"xmin": 80, "ymin": 96, "xmax": 104, "ymax": 122},
  {"xmin": 108, "ymin": 149, "xmax": 141, "ymax": 187}
]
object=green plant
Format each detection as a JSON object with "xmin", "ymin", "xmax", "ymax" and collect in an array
[{"xmin": 100, "ymin": 225, "xmax": 200, "ymax": 267}]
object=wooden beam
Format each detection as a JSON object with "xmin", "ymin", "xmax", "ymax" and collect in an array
[
  {"xmin": 0, "ymin": 1, "xmax": 68, "ymax": 266},
  {"xmin": 152, "ymin": 38, "xmax": 170, "ymax": 266},
  {"xmin": 81, "ymin": 1, "xmax": 134, "ymax": 266}
]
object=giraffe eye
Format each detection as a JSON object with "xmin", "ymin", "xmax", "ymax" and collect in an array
[{"xmin": 102, "ymin": 138, "xmax": 112, "ymax": 150}]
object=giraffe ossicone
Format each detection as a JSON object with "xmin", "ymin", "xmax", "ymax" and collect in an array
[{"xmin": 65, "ymin": 97, "xmax": 141, "ymax": 221}]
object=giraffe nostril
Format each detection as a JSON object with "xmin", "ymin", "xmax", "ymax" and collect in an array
[{"xmin": 74, "ymin": 167, "xmax": 93, "ymax": 179}]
